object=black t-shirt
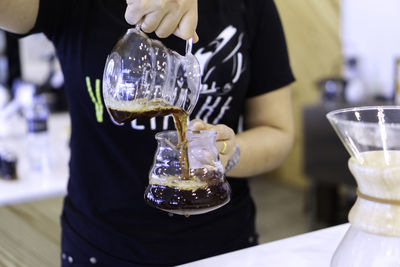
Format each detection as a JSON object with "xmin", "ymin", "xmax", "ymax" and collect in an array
[{"xmin": 29, "ymin": 0, "xmax": 294, "ymax": 265}]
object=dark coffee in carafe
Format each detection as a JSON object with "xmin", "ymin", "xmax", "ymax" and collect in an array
[{"xmin": 145, "ymin": 168, "xmax": 230, "ymax": 215}]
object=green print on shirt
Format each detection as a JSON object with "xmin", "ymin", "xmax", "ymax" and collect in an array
[{"xmin": 85, "ymin": 77, "xmax": 104, "ymax": 123}]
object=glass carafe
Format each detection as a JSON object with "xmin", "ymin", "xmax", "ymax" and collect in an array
[
  {"xmin": 144, "ymin": 130, "xmax": 231, "ymax": 216},
  {"xmin": 102, "ymin": 26, "xmax": 201, "ymax": 125},
  {"xmin": 327, "ymin": 106, "xmax": 400, "ymax": 267}
]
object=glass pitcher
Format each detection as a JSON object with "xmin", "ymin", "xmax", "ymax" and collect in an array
[
  {"xmin": 327, "ymin": 106, "xmax": 400, "ymax": 267},
  {"xmin": 144, "ymin": 130, "xmax": 231, "ymax": 216},
  {"xmin": 102, "ymin": 26, "xmax": 201, "ymax": 124}
]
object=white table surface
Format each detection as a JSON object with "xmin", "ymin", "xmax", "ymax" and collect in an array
[
  {"xmin": 180, "ymin": 223, "xmax": 349, "ymax": 267},
  {"xmin": 0, "ymin": 113, "xmax": 70, "ymax": 206}
]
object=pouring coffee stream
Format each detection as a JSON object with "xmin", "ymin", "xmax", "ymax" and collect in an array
[
  {"xmin": 103, "ymin": 27, "xmax": 231, "ymax": 215},
  {"xmin": 107, "ymin": 101, "xmax": 190, "ymax": 179}
]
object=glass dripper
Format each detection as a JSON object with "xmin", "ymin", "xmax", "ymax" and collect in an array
[
  {"xmin": 327, "ymin": 106, "xmax": 400, "ymax": 267},
  {"xmin": 102, "ymin": 26, "xmax": 201, "ymax": 124},
  {"xmin": 144, "ymin": 130, "xmax": 231, "ymax": 216}
]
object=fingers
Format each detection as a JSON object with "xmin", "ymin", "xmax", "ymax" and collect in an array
[
  {"xmin": 189, "ymin": 120, "xmax": 235, "ymax": 140},
  {"xmin": 216, "ymin": 139, "xmax": 234, "ymax": 155},
  {"xmin": 125, "ymin": 0, "xmax": 198, "ymax": 41},
  {"xmin": 188, "ymin": 119, "xmax": 237, "ymax": 170},
  {"xmin": 155, "ymin": 12, "xmax": 181, "ymax": 38},
  {"xmin": 192, "ymin": 32, "xmax": 199, "ymax": 43},
  {"xmin": 125, "ymin": 0, "xmax": 156, "ymax": 25},
  {"xmin": 140, "ymin": 11, "xmax": 166, "ymax": 33},
  {"xmin": 218, "ymin": 144, "xmax": 235, "ymax": 171},
  {"xmin": 213, "ymin": 124, "xmax": 235, "ymax": 141},
  {"xmin": 173, "ymin": 7, "xmax": 198, "ymax": 40},
  {"xmin": 188, "ymin": 119, "xmax": 236, "ymax": 158},
  {"xmin": 125, "ymin": 5, "xmax": 142, "ymax": 25},
  {"xmin": 188, "ymin": 119, "xmax": 209, "ymax": 131}
]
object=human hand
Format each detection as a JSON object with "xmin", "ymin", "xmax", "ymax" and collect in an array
[
  {"xmin": 189, "ymin": 119, "xmax": 237, "ymax": 169},
  {"xmin": 125, "ymin": 0, "xmax": 199, "ymax": 42}
]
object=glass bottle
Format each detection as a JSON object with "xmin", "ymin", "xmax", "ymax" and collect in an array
[{"xmin": 24, "ymin": 94, "xmax": 51, "ymax": 173}]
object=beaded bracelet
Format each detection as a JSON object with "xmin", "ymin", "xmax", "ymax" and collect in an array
[{"xmin": 225, "ymin": 144, "xmax": 240, "ymax": 173}]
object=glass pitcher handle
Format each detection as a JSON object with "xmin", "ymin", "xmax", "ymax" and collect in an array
[
  {"xmin": 135, "ymin": 22, "xmax": 193, "ymax": 55},
  {"xmin": 135, "ymin": 17, "xmax": 145, "ymax": 30},
  {"xmin": 186, "ymin": 38, "xmax": 193, "ymax": 55}
]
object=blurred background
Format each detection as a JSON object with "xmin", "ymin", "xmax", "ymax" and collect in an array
[{"xmin": 1, "ymin": 0, "xmax": 400, "ymax": 265}]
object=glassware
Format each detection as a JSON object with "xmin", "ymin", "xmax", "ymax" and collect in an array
[
  {"xmin": 24, "ymin": 94, "xmax": 51, "ymax": 173},
  {"xmin": 327, "ymin": 106, "xmax": 400, "ymax": 267},
  {"xmin": 102, "ymin": 26, "xmax": 201, "ymax": 124},
  {"xmin": 0, "ymin": 148, "xmax": 17, "ymax": 180},
  {"xmin": 144, "ymin": 130, "xmax": 231, "ymax": 216}
]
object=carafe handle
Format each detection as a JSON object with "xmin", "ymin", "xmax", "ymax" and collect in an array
[
  {"xmin": 136, "ymin": 21, "xmax": 193, "ymax": 55},
  {"xmin": 186, "ymin": 38, "xmax": 193, "ymax": 55}
]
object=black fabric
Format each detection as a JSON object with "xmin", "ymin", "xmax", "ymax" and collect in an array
[
  {"xmin": 27, "ymin": 0, "xmax": 294, "ymax": 265},
  {"xmin": 5, "ymin": 33, "xmax": 21, "ymax": 89}
]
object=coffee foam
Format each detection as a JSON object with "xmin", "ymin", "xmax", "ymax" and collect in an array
[
  {"xmin": 149, "ymin": 175, "xmax": 210, "ymax": 190},
  {"xmin": 104, "ymin": 97, "xmax": 173, "ymax": 112}
]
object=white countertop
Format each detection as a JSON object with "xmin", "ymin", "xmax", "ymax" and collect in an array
[
  {"xmin": 0, "ymin": 113, "xmax": 70, "ymax": 206},
  {"xmin": 180, "ymin": 223, "xmax": 349, "ymax": 267}
]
